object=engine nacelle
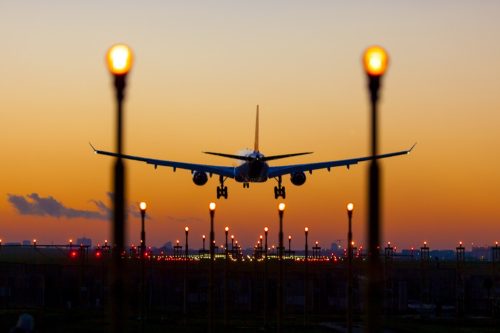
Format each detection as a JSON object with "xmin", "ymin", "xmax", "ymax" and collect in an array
[
  {"xmin": 192, "ymin": 171, "xmax": 208, "ymax": 186},
  {"xmin": 290, "ymin": 172, "xmax": 306, "ymax": 186}
]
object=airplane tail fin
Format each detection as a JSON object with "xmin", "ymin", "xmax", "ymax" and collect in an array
[{"xmin": 254, "ymin": 105, "xmax": 259, "ymax": 152}]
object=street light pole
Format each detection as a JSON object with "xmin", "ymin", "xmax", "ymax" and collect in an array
[
  {"xmin": 363, "ymin": 45, "xmax": 389, "ymax": 333},
  {"xmin": 224, "ymin": 226, "xmax": 229, "ymax": 327},
  {"xmin": 288, "ymin": 236, "xmax": 292, "ymax": 257},
  {"xmin": 347, "ymin": 203, "xmax": 354, "ymax": 333},
  {"xmin": 264, "ymin": 226, "xmax": 269, "ymax": 328},
  {"xmin": 208, "ymin": 202, "xmax": 216, "ymax": 333},
  {"xmin": 304, "ymin": 227, "xmax": 309, "ymax": 326},
  {"xmin": 106, "ymin": 43, "xmax": 133, "ymax": 333},
  {"xmin": 184, "ymin": 226, "xmax": 189, "ymax": 318},
  {"xmin": 139, "ymin": 202, "xmax": 147, "ymax": 333},
  {"xmin": 277, "ymin": 203, "xmax": 286, "ymax": 333}
]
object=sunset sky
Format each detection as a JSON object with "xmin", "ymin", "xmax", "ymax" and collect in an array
[{"xmin": 1, "ymin": 1, "xmax": 499, "ymax": 250}]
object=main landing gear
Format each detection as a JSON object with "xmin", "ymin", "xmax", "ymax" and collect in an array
[
  {"xmin": 217, "ymin": 175, "xmax": 228, "ymax": 199},
  {"xmin": 274, "ymin": 176, "xmax": 286, "ymax": 199}
]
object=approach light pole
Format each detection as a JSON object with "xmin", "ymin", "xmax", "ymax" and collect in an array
[
  {"xmin": 347, "ymin": 203, "xmax": 354, "ymax": 333},
  {"xmin": 208, "ymin": 202, "xmax": 216, "ymax": 333},
  {"xmin": 138, "ymin": 201, "xmax": 147, "ymax": 333},
  {"xmin": 304, "ymin": 227, "xmax": 309, "ymax": 326},
  {"xmin": 277, "ymin": 202, "xmax": 286, "ymax": 333},
  {"xmin": 106, "ymin": 43, "xmax": 133, "ymax": 333},
  {"xmin": 288, "ymin": 235, "xmax": 292, "ymax": 257},
  {"xmin": 363, "ymin": 45, "xmax": 388, "ymax": 333},
  {"xmin": 185, "ymin": 227, "xmax": 189, "ymax": 259},
  {"xmin": 139, "ymin": 202, "xmax": 147, "ymax": 256},
  {"xmin": 224, "ymin": 226, "xmax": 229, "ymax": 327},
  {"xmin": 264, "ymin": 226, "xmax": 269, "ymax": 328}
]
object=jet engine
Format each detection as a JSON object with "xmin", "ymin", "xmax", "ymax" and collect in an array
[
  {"xmin": 192, "ymin": 171, "xmax": 208, "ymax": 186},
  {"xmin": 290, "ymin": 172, "xmax": 306, "ymax": 186}
]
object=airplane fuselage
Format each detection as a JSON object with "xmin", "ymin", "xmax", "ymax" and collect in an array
[{"xmin": 234, "ymin": 151, "xmax": 269, "ymax": 183}]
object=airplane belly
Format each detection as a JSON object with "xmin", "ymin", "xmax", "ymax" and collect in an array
[{"xmin": 235, "ymin": 162, "xmax": 268, "ymax": 182}]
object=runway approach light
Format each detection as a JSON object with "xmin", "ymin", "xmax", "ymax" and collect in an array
[
  {"xmin": 363, "ymin": 46, "xmax": 388, "ymax": 77},
  {"xmin": 278, "ymin": 203, "xmax": 286, "ymax": 212},
  {"xmin": 106, "ymin": 44, "xmax": 133, "ymax": 75},
  {"xmin": 139, "ymin": 201, "xmax": 147, "ymax": 212},
  {"xmin": 209, "ymin": 202, "xmax": 216, "ymax": 211},
  {"xmin": 347, "ymin": 203, "xmax": 354, "ymax": 212}
]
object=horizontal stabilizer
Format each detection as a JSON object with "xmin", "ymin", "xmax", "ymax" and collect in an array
[
  {"xmin": 262, "ymin": 152, "xmax": 313, "ymax": 162},
  {"xmin": 203, "ymin": 151, "xmax": 253, "ymax": 161}
]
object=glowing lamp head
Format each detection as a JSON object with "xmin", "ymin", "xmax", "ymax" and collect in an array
[
  {"xmin": 424, "ymin": 241, "xmax": 427, "ymax": 246},
  {"xmin": 231, "ymin": 235, "xmax": 234, "ymax": 239},
  {"xmin": 209, "ymin": 202, "xmax": 216, "ymax": 211},
  {"xmin": 203, "ymin": 235, "xmax": 206, "ymax": 239},
  {"xmin": 225, "ymin": 226, "xmax": 229, "ymax": 232},
  {"xmin": 278, "ymin": 203, "xmax": 286, "ymax": 212},
  {"xmin": 106, "ymin": 44, "xmax": 133, "ymax": 75},
  {"xmin": 347, "ymin": 203, "xmax": 354, "ymax": 212},
  {"xmin": 139, "ymin": 201, "xmax": 147, "ymax": 212},
  {"xmin": 264, "ymin": 227, "xmax": 268, "ymax": 232},
  {"xmin": 185, "ymin": 226, "xmax": 189, "ymax": 232},
  {"xmin": 33, "ymin": 239, "xmax": 37, "ymax": 244},
  {"xmin": 305, "ymin": 227, "xmax": 309, "ymax": 232},
  {"xmin": 69, "ymin": 239, "xmax": 73, "ymax": 243},
  {"xmin": 363, "ymin": 45, "xmax": 389, "ymax": 77},
  {"xmin": 315, "ymin": 241, "xmax": 319, "ymax": 245},
  {"xmin": 288, "ymin": 235, "xmax": 292, "ymax": 240}
]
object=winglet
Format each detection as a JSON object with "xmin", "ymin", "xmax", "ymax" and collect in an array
[
  {"xmin": 89, "ymin": 142, "xmax": 97, "ymax": 153},
  {"xmin": 408, "ymin": 142, "xmax": 417, "ymax": 153}
]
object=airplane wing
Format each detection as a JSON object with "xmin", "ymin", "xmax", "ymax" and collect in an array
[
  {"xmin": 267, "ymin": 144, "xmax": 416, "ymax": 178},
  {"xmin": 90, "ymin": 144, "xmax": 235, "ymax": 178}
]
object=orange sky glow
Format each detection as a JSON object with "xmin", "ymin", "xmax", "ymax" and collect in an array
[{"xmin": 1, "ymin": 1, "xmax": 500, "ymax": 250}]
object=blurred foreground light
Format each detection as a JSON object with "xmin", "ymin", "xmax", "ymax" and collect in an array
[
  {"xmin": 209, "ymin": 202, "xmax": 216, "ymax": 211},
  {"xmin": 106, "ymin": 44, "xmax": 134, "ymax": 75},
  {"xmin": 363, "ymin": 46, "xmax": 389, "ymax": 77},
  {"xmin": 139, "ymin": 201, "xmax": 147, "ymax": 212},
  {"xmin": 278, "ymin": 203, "xmax": 286, "ymax": 212},
  {"xmin": 347, "ymin": 203, "xmax": 354, "ymax": 212}
]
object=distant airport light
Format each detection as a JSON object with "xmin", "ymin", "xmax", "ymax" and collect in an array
[
  {"xmin": 106, "ymin": 44, "xmax": 134, "ymax": 76},
  {"xmin": 209, "ymin": 202, "xmax": 216, "ymax": 211},
  {"xmin": 264, "ymin": 227, "xmax": 268, "ymax": 232},
  {"xmin": 225, "ymin": 226, "xmax": 229, "ymax": 232},
  {"xmin": 305, "ymin": 227, "xmax": 309, "ymax": 233},
  {"xmin": 289, "ymin": 235, "xmax": 292, "ymax": 240},
  {"xmin": 33, "ymin": 239, "xmax": 37, "ymax": 246},
  {"xmin": 185, "ymin": 226, "xmax": 189, "ymax": 232},
  {"xmin": 278, "ymin": 203, "xmax": 286, "ymax": 212},
  {"xmin": 363, "ymin": 46, "xmax": 389, "ymax": 77}
]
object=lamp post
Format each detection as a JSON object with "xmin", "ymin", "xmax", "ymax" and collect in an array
[
  {"xmin": 363, "ymin": 45, "xmax": 388, "ymax": 333},
  {"xmin": 139, "ymin": 201, "xmax": 147, "ymax": 332},
  {"xmin": 346, "ymin": 203, "xmax": 354, "ymax": 333},
  {"xmin": 185, "ymin": 227, "xmax": 189, "ymax": 259},
  {"xmin": 139, "ymin": 202, "xmax": 147, "ymax": 256},
  {"xmin": 183, "ymin": 226, "xmax": 189, "ymax": 319},
  {"xmin": 264, "ymin": 226, "xmax": 269, "ymax": 328},
  {"xmin": 202, "ymin": 235, "xmax": 206, "ymax": 253},
  {"xmin": 224, "ymin": 226, "xmax": 229, "ymax": 327},
  {"xmin": 304, "ymin": 226, "xmax": 309, "ymax": 325},
  {"xmin": 208, "ymin": 202, "xmax": 216, "ymax": 333},
  {"xmin": 288, "ymin": 235, "xmax": 292, "ymax": 257},
  {"xmin": 277, "ymin": 202, "xmax": 285, "ymax": 333},
  {"xmin": 106, "ymin": 43, "xmax": 133, "ymax": 333}
]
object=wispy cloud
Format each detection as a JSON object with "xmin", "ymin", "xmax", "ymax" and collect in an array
[
  {"xmin": 7, "ymin": 192, "xmax": 154, "ymax": 222},
  {"xmin": 166, "ymin": 215, "xmax": 203, "ymax": 224},
  {"xmin": 7, "ymin": 193, "xmax": 109, "ymax": 220}
]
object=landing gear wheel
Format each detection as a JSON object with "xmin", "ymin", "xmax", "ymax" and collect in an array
[
  {"xmin": 216, "ymin": 176, "xmax": 229, "ymax": 199},
  {"xmin": 223, "ymin": 186, "xmax": 228, "ymax": 199},
  {"xmin": 281, "ymin": 186, "xmax": 286, "ymax": 199},
  {"xmin": 274, "ymin": 186, "xmax": 279, "ymax": 199}
]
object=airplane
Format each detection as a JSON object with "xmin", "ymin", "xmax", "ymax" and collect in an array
[{"xmin": 91, "ymin": 106, "xmax": 415, "ymax": 199}]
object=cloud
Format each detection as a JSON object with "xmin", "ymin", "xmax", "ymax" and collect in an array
[
  {"xmin": 7, "ymin": 192, "xmax": 151, "ymax": 221},
  {"xmin": 8, "ymin": 193, "xmax": 109, "ymax": 220},
  {"xmin": 166, "ymin": 215, "xmax": 203, "ymax": 224}
]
